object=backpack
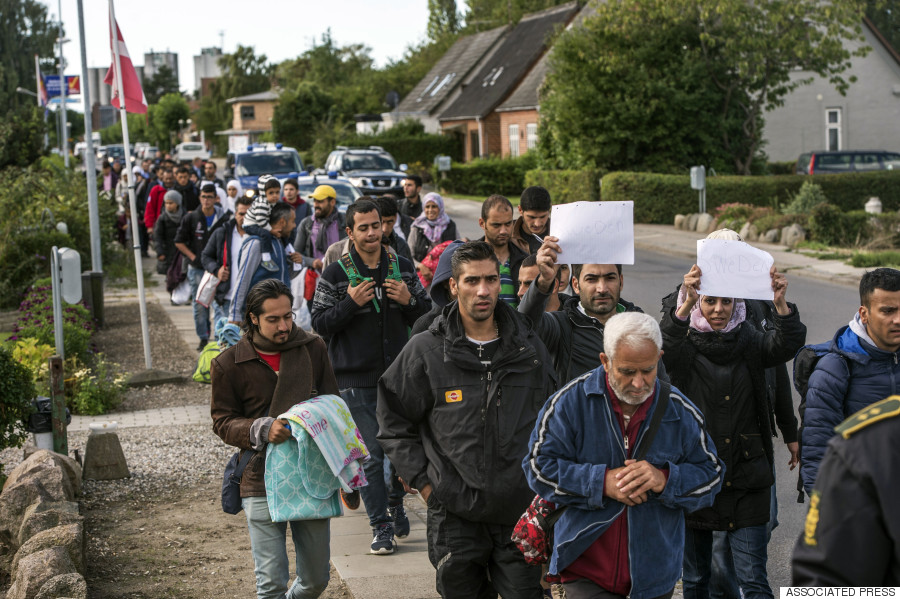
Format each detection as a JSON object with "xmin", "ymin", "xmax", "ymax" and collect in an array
[
  {"xmin": 193, "ymin": 341, "xmax": 221, "ymax": 383},
  {"xmin": 791, "ymin": 341, "xmax": 847, "ymax": 502},
  {"xmin": 338, "ymin": 251, "xmax": 401, "ymax": 314}
]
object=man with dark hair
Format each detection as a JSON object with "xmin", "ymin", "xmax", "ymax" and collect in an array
[
  {"xmin": 517, "ymin": 252, "xmax": 567, "ymax": 311},
  {"xmin": 175, "ymin": 183, "xmax": 232, "ymax": 349},
  {"xmin": 520, "ymin": 236, "xmax": 663, "ymax": 386},
  {"xmin": 175, "ymin": 165, "xmax": 200, "ymax": 212},
  {"xmin": 800, "ymin": 267, "xmax": 900, "ymax": 494},
  {"xmin": 478, "ymin": 194, "xmax": 528, "ymax": 308},
  {"xmin": 321, "ymin": 196, "xmax": 412, "ymax": 267},
  {"xmin": 295, "ymin": 185, "xmax": 347, "ymax": 271},
  {"xmin": 202, "ymin": 195, "xmax": 253, "ymax": 319},
  {"xmin": 512, "ymin": 186, "xmax": 552, "ymax": 254},
  {"xmin": 282, "ymin": 178, "xmax": 312, "ymax": 222},
  {"xmin": 311, "ymin": 199, "xmax": 430, "ymax": 555},
  {"xmin": 211, "ymin": 278, "xmax": 339, "ymax": 599},
  {"xmin": 228, "ymin": 202, "xmax": 296, "ymax": 325},
  {"xmin": 410, "ymin": 240, "xmax": 464, "ymax": 336},
  {"xmin": 377, "ymin": 240, "xmax": 558, "ymax": 598},
  {"xmin": 399, "ymin": 175, "xmax": 423, "ymax": 219},
  {"xmin": 203, "ymin": 160, "xmax": 225, "ymax": 189}
]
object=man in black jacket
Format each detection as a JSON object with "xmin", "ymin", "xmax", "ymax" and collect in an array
[
  {"xmin": 175, "ymin": 183, "xmax": 232, "ymax": 350},
  {"xmin": 310, "ymin": 199, "xmax": 431, "ymax": 556},
  {"xmin": 479, "ymin": 194, "xmax": 528, "ymax": 308},
  {"xmin": 520, "ymin": 236, "xmax": 665, "ymax": 386},
  {"xmin": 377, "ymin": 240, "xmax": 557, "ymax": 599},
  {"xmin": 200, "ymin": 195, "xmax": 252, "ymax": 320}
]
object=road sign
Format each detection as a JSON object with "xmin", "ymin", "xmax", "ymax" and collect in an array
[{"xmin": 44, "ymin": 75, "xmax": 81, "ymax": 97}]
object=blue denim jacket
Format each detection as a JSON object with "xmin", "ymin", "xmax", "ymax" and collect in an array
[{"xmin": 523, "ymin": 367, "xmax": 724, "ymax": 599}]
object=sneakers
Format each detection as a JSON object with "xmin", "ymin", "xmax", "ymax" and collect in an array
[
  {"xmin": 389, "ymin": 504, "xmax": 410, "ymax": 539},
  {"xmin": 370, "ymin": 524, "xmax": 396, "ymax": 555},
  {"xmin": 340, "ymin": 489, "xmax": 360, "ymax": 510}
]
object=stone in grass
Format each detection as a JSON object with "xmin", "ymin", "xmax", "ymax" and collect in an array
[
  {"xmin": 7, "ymin": 547, "xmax": 76, "ymax": 599},
  {"xmin": 12, "ymin": 522, "xmax": 84, "ymax": 575},
  {"xmin": 34, "ymin": 573, "xmax": 87, "ymax": 599},
  {"xmin": 16, "ymin": 507, "xmax": 83, "ymax": 556},
  {"xmin": 674, "ymin": 214, "xmax": 686, "ymax": 229},
  {"xmin": 763, "ymin": 228, "xmax": 780, "ymax": 243},
  {"xmin": 82, "ymin": 432, "xmax": 130, "ymax": 480},
  {"xmin": 3, "ymin": 450, "xmax": 81, "ymax": 501},
  {"xmin": 739, "ymin": 222, "xmax": 759, "ymax": 242},
  {"xmin": 686, "ymin": 213, "xmax": 700, "ymax": 231},
  {"xmin": 781, "ymin": 224, "xmax": 806, "ymax": 248},
  {"xmin": 696, "ymin": 213, "xmax": 715, "ymax": 234},
  {"xmin": 126, "ymin": 369, "xmax": 185, "ymax": 387}
]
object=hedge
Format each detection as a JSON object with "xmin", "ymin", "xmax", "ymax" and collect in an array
[
  {"xmin": 524, "ymin": 169, "xmax": 603, "ymax": 204},
  {"xmin": 440, "ymin": 155, "xmax": 536, "ymax": 198},
  {"xmin": 600, "ymin": 170, "xmax": 900, "ymax": 224},
  {"xmin": 336, "ymin": 134, "xmax": 464, "ymax": 167}
]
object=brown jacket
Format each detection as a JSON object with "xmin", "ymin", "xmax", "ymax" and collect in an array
[
  {"xmin": 511, "ymin": 216, "xmax": 546, "ymax": 255},
  {"xmin": 210, "ymin": 330, "xmax": 339, "ymax": 497}
]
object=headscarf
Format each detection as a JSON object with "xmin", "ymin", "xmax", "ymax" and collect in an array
[
  {"xmin": 676, "ymin": 285, "xmax": 746, "ymax": 333},
  {"xmin": 226, "ymin": 179, "xmax": 243, "ymax": 197},
  {"xmin": 162, "ymin": 189, "xmax": 184, "ymax": 224},
  {"xmin": 412, "ymin": 192, "xmax": 451, "ymax": 245}
]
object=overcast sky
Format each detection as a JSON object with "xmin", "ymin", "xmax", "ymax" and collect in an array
[{"xmin": 39, "ymin": 0, "xmax": 430, "ymax": 95}]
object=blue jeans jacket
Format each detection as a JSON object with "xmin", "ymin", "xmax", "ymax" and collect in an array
[{"xmin": 523, "ymin": 367, "xmax": 724, "ymax": 599}]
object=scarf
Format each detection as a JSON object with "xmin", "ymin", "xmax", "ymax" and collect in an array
[
  {"xmin": 314, "ymin": 210, "xmax": 339, "ymax": 255},
  {"xmin": 251, "ymin": 324, "xmax": 318, "ymax": 417},
  {"xmin": 676, "ymin": 285, "xmax": 747, "ymax": 333},
  {"xmin": 226, "ymin": 180, "xmax": 243, "ymax": 197},
  {"xmin": 162, "ymin": 206, "xmax": 184, "ymax": 225},
  {"xmin": 686, "ymin": 323, "xmax": 750, "ymax": 365},
  {"xmin": 412, "ymin": 192, "xmax": 451, "ymax": 245}
]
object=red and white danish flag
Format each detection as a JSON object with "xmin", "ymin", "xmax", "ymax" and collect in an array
[{"xmin": 103, "ymin": 9, "xmax": 148, "ymax": 114}]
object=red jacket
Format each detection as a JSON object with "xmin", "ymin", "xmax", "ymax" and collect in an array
[{"xmin": 144, "ymin": 183, "xmax": 168, "ymax": 230}]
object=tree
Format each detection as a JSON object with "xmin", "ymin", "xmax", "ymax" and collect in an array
[
  {"xmin": 690, "ymin": 0, "xmax": 872, "ymax": 174},
  {"xmin": 0, "ymin": 0, "xmax": 58, "ymax": 113},
  {"xmin": 143, "ymin": 65, "xmax": 180, "ymax": 104},
  {"xmin": 195, "ymin": 45, "xmax": 273, "ymax": 154},
  {"xmin": 428, "ymin": 0, "xmax": 461, "ymax": 41},
  {"xmin": 538, "ymin": 1, "xmax": 744, "ymax": 173},
  {"xmin": 463, "ymin": 0, "xmax": 570, "ymax": 29},
  {"xmin": 0, "ymin": 105, "xmax": 46, "ymax": 169},
  {"xmin": 153, "ymin": 93, "xmax": 190, "ymax": 151},
  {"xmin": 867, "ymin": 1, "xmax": 900, "ymax": 61},
  {"xmin": 272, "ymin": 82, "xmax": 334, "ymax": 152}
]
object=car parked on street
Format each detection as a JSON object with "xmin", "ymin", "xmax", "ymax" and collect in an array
[
  {"xmin": 224, "ymin": 143, "xmax": 305, "ymax": 193},
  {"xmin": 322, "ymin": 146, "xmax": 407, "ymax": 196},
  {"xmin": 799, "ymin": 150, "xmax": 900, "ymax": 174},
  {"xmin": 174, "ymin": 142, "xmax": 210, "ymax": 162}
]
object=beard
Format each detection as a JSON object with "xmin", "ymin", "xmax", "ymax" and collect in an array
[{"xmin": 608, "ymin": 374, "xmax": 653, "ymax": 406}]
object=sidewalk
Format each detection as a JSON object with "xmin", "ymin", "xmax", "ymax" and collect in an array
[{"xmin": 90, "ymin": 255, "xmax": 440, "ymax": 599}]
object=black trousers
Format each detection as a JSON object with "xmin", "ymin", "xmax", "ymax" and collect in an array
[
  {"xmin": 562, "ymin": 578, "xmax": 675, "ymax": 599},
  {"xmin": 426, "ymin": 497, "xmax": 542, "ymax": 599}
]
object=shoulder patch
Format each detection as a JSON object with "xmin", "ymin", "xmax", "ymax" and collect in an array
[{"xmin": 834, "ymin": 395, "xmax": 900, "ymax": 439}]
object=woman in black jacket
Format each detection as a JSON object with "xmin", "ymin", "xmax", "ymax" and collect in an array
[
  {"xmin": 660, "ymin": 263, "xmax": 806, "ymax": 599},
  {"xmin": 153, "ymin": 189, "xmax": 183, "ymax": 274},
  {"xmin": 406, "ymin": 193, "xmax": 459, "ymax": 274}
]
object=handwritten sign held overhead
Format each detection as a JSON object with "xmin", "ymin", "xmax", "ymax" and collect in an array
[
  {"xmin": 549, "ymin": 201, "xmax": 634, "ymax": 265},
  {"xmin": 697, "ymin": 239, "xmax": 774, "ymax": 300}
]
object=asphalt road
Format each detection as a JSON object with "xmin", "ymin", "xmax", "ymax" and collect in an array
[{"xmin": 444, "ymin": 196, "xmax": 860, "ymax": 591}]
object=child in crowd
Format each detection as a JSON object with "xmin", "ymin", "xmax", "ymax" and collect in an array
[{"xmin": 241, "ymin": 174, "xmax": 283, "ymax": 272}]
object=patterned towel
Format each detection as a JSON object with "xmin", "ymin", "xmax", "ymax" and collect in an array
[{"xmin": 280, "ymin": 395, "xmax": 369, "ymax": 492}]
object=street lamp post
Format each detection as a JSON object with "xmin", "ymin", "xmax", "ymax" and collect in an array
[{"xmin": 56, "ymin": 36, "xmax": 71, "ymax": 168}]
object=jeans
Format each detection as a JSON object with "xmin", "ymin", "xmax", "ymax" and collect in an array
[
  {"xmin": 341, "ymin": 387, "xmax": 404, "ymax": 528},
  {"xmin": 683, "ymin": 525, "xmax": 773, "ymax": 599},
  {"xmin": 187, "ymin": 265, "xmax": 211, "ymax": 341},
  {"xmin": 426, "ymin": 496, "xmax": 542, "ymax": 599},
  {"xmin": 562, "ymin": 579, "xmax": 674, "ymax": 599},
  {"xmin": 212, "ymin": 298, "xmax": 227, "ymax": 335},
  {"xmin": 242, "ymin": 496, "xmax": 330, "ymax": 599},
  {"xmin": 709, "ymin": 482, "xmax": 779, "ymax": 599}
]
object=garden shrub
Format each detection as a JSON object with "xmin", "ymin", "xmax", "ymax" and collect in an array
[
  {"xmin": 440, "ymin": 154, "xmax": 537, "ymax": 198},
  {"xmin": 808, "ymin": 204, "xmax": 871, "ymax": 247},
  {"xmin": 524, "ymin": 169, "xmax": 603, "ymax": 204},
  {"xmin": 784, "ymin": 181, "xmax": 829, "ymax": 215},
  {"xmin": 9, "ymin": 284, "xmax": 94, "ymax": 362},
  {"xmin": 65, "ymin": 354, "xmax": 126, "ymax": 415},
  {"xmin": 0, "ymin": 230, "xmax": 72, "ymax": 309},
  {"xmin": 0, "ymin": 345, "xmax": 36, "ymax": 482}
]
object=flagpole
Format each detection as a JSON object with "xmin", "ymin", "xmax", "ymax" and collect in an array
[
  {"xmin": 34, "ymin": 55, "xmax": 42, "ymax": 107},
  {"xmin": 77, "ymin": 0, "xmax": 102, "ymax": 275},
  {"xmin": 110, "ymin": 0, "xmax": 152, "ymax": 369}
]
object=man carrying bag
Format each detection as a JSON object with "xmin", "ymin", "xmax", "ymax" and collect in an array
[{"xmin": 212, "ymin": 279, "xmax": 339, "ymax": 599}]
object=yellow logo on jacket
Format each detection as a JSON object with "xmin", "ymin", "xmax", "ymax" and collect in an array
[{"xmin": 445, "ymin": 390, "xmax": 463, "ymax": 403}]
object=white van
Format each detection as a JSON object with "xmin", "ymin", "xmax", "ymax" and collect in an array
[{"xmin": 174, "ymin": 142, "xmax": 210, "ymax": 162}]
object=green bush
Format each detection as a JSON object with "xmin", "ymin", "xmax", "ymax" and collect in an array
[
  {"xmin": 337, "ymin": 120, "xmax": 464, "ymax": 167},
  {"xmin": 0, "ymin": 230, "xmax": 73, "ymax": 308},
  {"xmin": 767, "ymin": 161, "xmax": 797, "ymax": 176},
  {"xmin": 784, "ymin": 181, "xmax": 829, "ymax": 215},
  {"xmin": 850, "ymin": 251, "xmax": 900, "ymax": 268},
  {"xmin": 0, "ymin": 345, "xmax": 36, "ymax": 481},
  {"xmin": 441, "ymin": 155, "xmax": 537, "ymax": 198},
  {"xmin": 808, "ymin": 204, "xmax": 873, "ymax": 247},
  {"xmin": 9, "ymin": 284, "xmax": 94, "ymax": 362},
  {"xmin": 523, "ymin": 169, "xmax": 603, "ymax": 204},
  {"xmin": 66, "ymin": 354, "xmax": 126, "ymax": 415},
  {"xmin": 599, "ymin": 170, "xmax": 900, "ymax": 224}
]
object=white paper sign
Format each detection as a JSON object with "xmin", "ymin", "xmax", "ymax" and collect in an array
[
  {"xmin": 696, "ymin": 239, "xmax": 774, "ymax": 300},
  {"xmin": 549, "ymin": 201, "xmax": 634, "ymax": 265},
  {"xmin": 284, "ymin": 243, "xmax": 302, "ymax": 271}
]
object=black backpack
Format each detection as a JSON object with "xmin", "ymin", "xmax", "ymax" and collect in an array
[{"xmin": 791, "ymin": 341, "xmax": 848, "ymax": 502}]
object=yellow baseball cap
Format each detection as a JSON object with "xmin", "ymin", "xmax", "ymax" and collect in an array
[{"xmin": 309, "ymin": 185, "xmax": 336, "ymax": 201}]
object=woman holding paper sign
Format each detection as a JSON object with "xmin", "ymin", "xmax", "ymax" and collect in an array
[{"xmin": 660, "ymin": 263, "xmax": 806, "ymax": 599}]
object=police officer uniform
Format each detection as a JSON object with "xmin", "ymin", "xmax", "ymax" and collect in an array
[{"xmin": 791, "ymin": 395, "xmax": 900, "ymax": 585}]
